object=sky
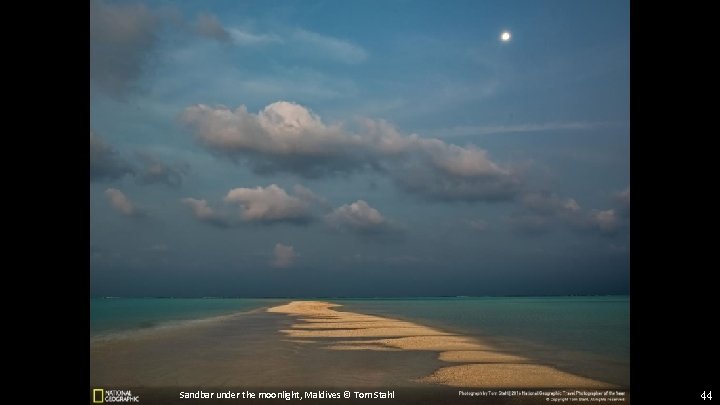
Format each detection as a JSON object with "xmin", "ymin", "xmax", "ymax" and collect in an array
[{"xmin": 90, "ymin": 0, "xmax": 629, "ymax": 297}]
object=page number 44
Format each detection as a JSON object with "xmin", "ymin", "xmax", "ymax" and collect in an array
[{"xmin": 701, "ymin": 391, "xmax": 712, "ymax": 400}]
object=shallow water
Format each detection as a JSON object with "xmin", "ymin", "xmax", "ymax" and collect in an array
[{"xmin": 90, "ymin": 297, "xmax": 629, "ymax": 388}]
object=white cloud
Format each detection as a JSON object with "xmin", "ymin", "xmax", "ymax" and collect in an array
[
  {"xmin": 183, "ymin": 101, "xmax": 520, "ymax": 201},
  {"xmin": 272, "ymin": 243, "xmax": 295, "ymax": 268},
  {"xmin": 181, "ymin": 198, "xmax": 231, "ymax": 228},
  {"xmin": 182, "ymin": 198, "xmax": 214, "ymax": 219},
  {"xmin": 206, "ymin": 26, "xmax": 364, "ymax": 63},
  {"xmin": 183, "ymin": 101, "xmax": 347, "ymax": 156},
  {"xmin": 105, "ymin": 188, "xmax": 142, "ymax": 217},
  {"xmin": 325, "ymin": 200, "xmax": 390, "ymax": 234},
  {"xmin": 228, "ymin": 28, "xmax": 282, "ymax": 46},
  {"xmin": 564, "ymin": 198, "xmax": 581, "ymax": 212},
  {"xmin": 422, "ymin": 141, "xmax": 506, "ymax": 177},
  {"xmin": 224, "ymin": 184, "xmax": 313, "ymax": 223},
  {"xmin": 588, "ymin": 209, "xmax": 620, "ymax": 233},
  {"xmin": 294, "ymin": 29, "xmax": 368, "ymax": 64},
  {"xmin": 183, "ymin": 184, "xmax": 321, "ymax": 226}
]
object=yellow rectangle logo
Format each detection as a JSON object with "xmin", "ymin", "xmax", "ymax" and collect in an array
[{"xmin": 93, "ymin": 388, "xmax": 104, "ymax": 403}]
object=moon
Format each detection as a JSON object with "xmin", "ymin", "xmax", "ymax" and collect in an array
[{"xmin": 500, "ymin": 31, "xmax": 511, "ymax": 42}]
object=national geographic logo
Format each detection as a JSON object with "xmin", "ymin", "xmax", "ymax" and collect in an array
[{"xmin": 92, "ymin": 388, "xmax": 140, "ymax": 403}]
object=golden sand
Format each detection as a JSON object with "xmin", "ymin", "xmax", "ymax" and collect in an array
[
  {"xmin": 299, "ymin": 315, "xmax": 389, "ymax": 322},
  {"xmin": 377, "ymin": 336, "xmax": 492, "ymax": 351},
  {"xmin": 267, "ymin": 301, "xmax": 341, "ymax": 315},
  {"xmin": 422, "ymin": 364, "xmax": 613, "ymax": 388},
  {"xmin": 268, "ymin": 301, "xmax": 611, "ymax": 388},
  {"xmin": 293, "ymin": 321, "xmax": 421, "ymax": 329},
  {"xmin": 280, "ymin": 326, "xmax": 451, "ymax": 338},
  {"xmin": 326, "ymin": 343, "xmax": 401, "ymax": 351},
  {"xmin": 438, "ymin": 350, "xmax": 529, "ymax": 363}
]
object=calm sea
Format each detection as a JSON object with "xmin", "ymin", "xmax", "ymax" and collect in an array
[
  {"xmin": 331, "ymin": 296, "xmax": 629, "ymax": 386},
  {"xmin": 89, "ymin": 298, "xmax": 286, "ymax": 337},
  {"xmin": 90, "ymin": 296, "xmax": 629, "ymax": 386}
]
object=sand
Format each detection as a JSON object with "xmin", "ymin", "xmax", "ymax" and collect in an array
[
  {"xmin": 439, "ymin": 350, "xmax": 528, "ymax": 363},
  {"xmin": 280, "ymin": 326, "xmax": 452, "ymax": 338},
  {"xmin": 422, "ymin": 364, "xmax": 613, "ymax": 388},
  {"xmin": 293, "ymin": 321, "xmax": 421, "ymax": 329},
  {"xmin": 268, "ymin": 300, "xmax": 615, "ymax": 388}
]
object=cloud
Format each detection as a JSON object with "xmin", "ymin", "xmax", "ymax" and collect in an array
[
  {"xmin": 511, "ymin": 192, "xmax": 627, "ymax": 236},
  {"xmin": 325, "ymin": 200, "xmax": 392, "ymax": 234},
  {"xmin": 189, "ymin": 25, "xmax": 363, "ymax": 62},
  {"xmin": 90, "ymin": 1, "xmax": 160, "ymax": 98},
  {"xmin": 105, "ymin": 188, "xmax": 143, "ymax": 217},
  {"xmin": 578, "ymin": 188, "xmax": 629, "ymax": 235},
  {"xmin": 182, "ymin": 198, "xmax": 214, "ymax": 219},
  {"xmin": 228, "ymin": 28, "xmax": 282, "ymax": 46},
  {"xmin": 182, "ymin": 101, "xmax": 521, "ymax": 201},
  {"xmin": 193, "ymin": 13, "xmax": 230, "ymax": 42},
  {"xmin": 135, "ymin": 153, "xmax": 189, "ymax": 187},
  {"xmin": 91, "ymin": 132, "xmax": 188, "ymax": 187},
  {"xmin": 510, "ymin": 192, "xmax": 584, "ymax": 234},
  {"xmin": 292, "ymin": 185, "xmax": 330, "ymax": 209},
  {"xmin": 183, "ymin": 101, "xmax": 346, "ymax": 156},
  {"xmin": 293, "ymin": 29, "xmax": 368, "ymax": 64},
  {"xmin": 90, "ymin": 132, "xmax": 134, "ymax": 181},
  {"xmin": 181, "ymin": 198, "xmax": 231, "ymax": 228},
  {"xmin": 587, "ymin": 209, "xmax": 620, "ymax": 233},
  {"xmin": 183, "ymin": 184, "xmax": 319, "ymax": 227},
  {"xmin": 224, "ymin": 184, "xmax": 313, "ymax": 223},
  {"xmin": 521, "ymin": 193, "xmax": 581, "ymax": 216},
  {"xmin": 272, "ymin": 243, "xmax": 295, "ymax": 268},
  {"xmin": 437, "ymin": 121, "xmax": 612, "ymax": 138},
  {"xmin": 91, "ymin": 3, "xmax": 233, "ymax": 98},
  {"xmin": 183, "ymin": 186, "xmax": 401, "ymax": 238}
]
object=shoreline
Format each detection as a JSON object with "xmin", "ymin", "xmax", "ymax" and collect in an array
[{"xmin": 269, "ymin": 301, "xmax": 615, "ymax": 389}]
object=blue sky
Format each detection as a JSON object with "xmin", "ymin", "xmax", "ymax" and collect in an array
[{"xmin": 90, "ymin": 0, "xmax": 629, "ymax": 297}]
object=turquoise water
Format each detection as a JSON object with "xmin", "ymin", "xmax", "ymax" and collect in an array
[
  {"xmin": 332, "ymin": 296, "xmax": 629, "ymax": 359},
  {"xmin": 90, "ymin": 298, "xmax": 285, "ymax": 337},
  {"xmin": 332, "ymin": 296, "xmax": 629, "ymax": 386}
]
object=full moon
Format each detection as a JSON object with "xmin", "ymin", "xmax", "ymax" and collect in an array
[{"xmin": 500, "ymin": 31, "xmax": 511, "ymax": 42}]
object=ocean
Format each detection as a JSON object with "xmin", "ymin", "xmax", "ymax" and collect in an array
[
  {"xmin": 90, "ymin": 298, "xmax": 287, "ymax": 337},
  {"xmin": 331, "ymin": 296, "xmax": 629, "ymax": 386},
  {"xmin": 90, "ymin": 296, "xmax": 629, "ymax": 388}
]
